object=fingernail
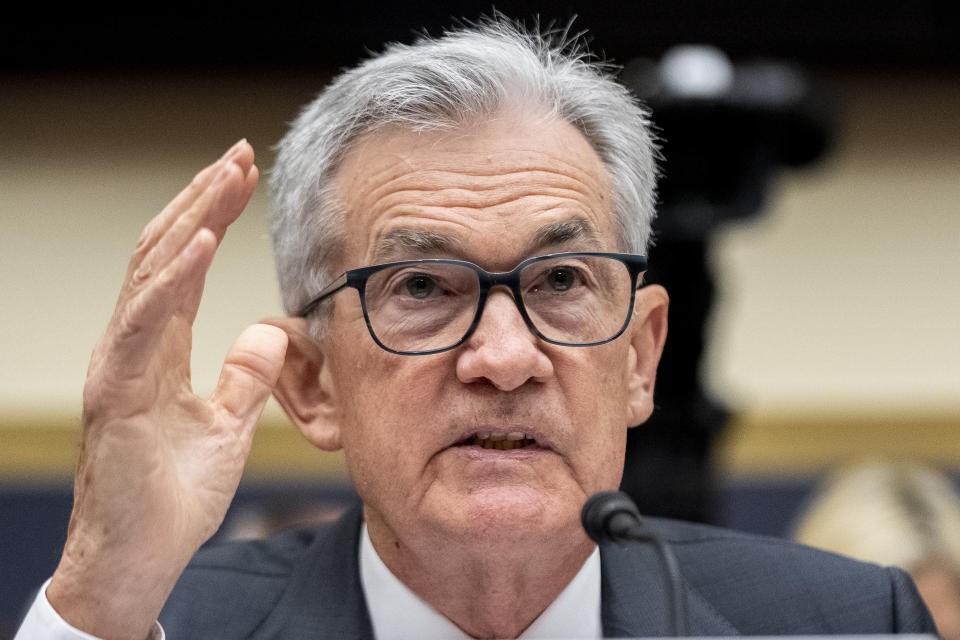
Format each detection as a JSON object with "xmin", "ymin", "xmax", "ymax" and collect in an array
[{"xmin": 221, "ymin": 138, "xmax": 247, "ymax": 160}]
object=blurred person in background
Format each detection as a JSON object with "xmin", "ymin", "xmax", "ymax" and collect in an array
[{"xmin": 794, "ymin": 459, "xmax": 960, "ymax": 640}]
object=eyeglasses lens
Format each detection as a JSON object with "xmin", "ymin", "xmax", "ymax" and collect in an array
[
  {"xmin": 364, "ymin": 263, "xmax": 479, "ymax": 353},
  {"xmin": 520, "ymin": 255, "xmax": 631, "ymax": 345},
  {"xmin": 363, "ymin": 255, "xmax": 632, "ymax": 353}
]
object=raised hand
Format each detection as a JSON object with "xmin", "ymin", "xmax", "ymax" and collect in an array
[{"xmin": 46, "ymin": 140, "xmax": 289, "ymax": 640}]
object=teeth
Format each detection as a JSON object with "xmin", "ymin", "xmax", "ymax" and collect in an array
[{"xmin": 467, "ymin": 432, "xmax": 537, "ymax": 450}]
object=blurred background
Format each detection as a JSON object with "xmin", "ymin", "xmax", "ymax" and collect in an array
[{"xmin": 1, "ymin": 1, "xmax": 958, "ymax": 636}]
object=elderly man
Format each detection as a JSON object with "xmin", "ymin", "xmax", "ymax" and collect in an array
[{"xmin": 18, "ymin": 18, "xmax": 936, "ymax": 640}]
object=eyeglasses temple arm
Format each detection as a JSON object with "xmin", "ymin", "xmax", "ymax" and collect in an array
[{"xmin": 296, "ymin": 272, "xmax": 349, "ymax": 318}]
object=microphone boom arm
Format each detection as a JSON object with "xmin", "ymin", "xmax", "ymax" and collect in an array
[{"xmin": 582, "ymin": 491, "xmax": 690, "ymax": 636}]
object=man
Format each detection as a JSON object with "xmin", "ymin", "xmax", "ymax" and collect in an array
[{"xmin": 17, "ymin": 17, "xmax": 936, "ymax": 640}]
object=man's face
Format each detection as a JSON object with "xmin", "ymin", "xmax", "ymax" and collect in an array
[{"xmin": 316, "ymin": 107, "xmax": 664, "ymax": 554}]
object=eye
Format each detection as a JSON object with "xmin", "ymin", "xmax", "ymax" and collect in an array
[
  {"xmin": 544, "ymin": 266, "xmax": 582, "ymax": 292},
  {"xmin": 403, "ymin": 274, "xmax": 437, "ymax": 299}
]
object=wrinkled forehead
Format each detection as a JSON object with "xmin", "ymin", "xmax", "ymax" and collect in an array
[{"xmin": 330, "ymin": 110, "xmax": 618, "ymax": 269}]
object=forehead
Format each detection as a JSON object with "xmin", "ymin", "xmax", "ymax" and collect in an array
[{"xmin": 331, "ymin": 109, "xmax": 617, "ymax": 270}]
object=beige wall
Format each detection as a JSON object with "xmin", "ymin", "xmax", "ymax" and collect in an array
[
  {"xmin": 0, "ymin": 73, "xmax": 323, "ymax": 415},
  {"xmin": 1, "ymin": 71, "xmax": 957, "ymax": 476},
  {"xmin": 707, "ymin": 73, "xmax": 960, "ymax": 415}
]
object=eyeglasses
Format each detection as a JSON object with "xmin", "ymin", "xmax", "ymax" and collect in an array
[{"xmin": 297, "ymin": 252, "xmax": 648, "ymax": 356}]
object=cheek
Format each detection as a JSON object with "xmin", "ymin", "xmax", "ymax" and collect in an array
[
  {"xmin": 343, "ymin": 355, "xmax": 451, "ymax": 428},
  {"xmin": 556, "ymin": 349, "xmax": 632, "ymax": 490},
  {"xmin": 558, "ymin": 344, "xmax": 631, "ymax": 422},
  {"xmin": 332, "ymin": 342, "xmax": 452, "ymax": 488},
  {"xmin": 329, "ymin": 304, "xmax": 436, "ymax": 429}
]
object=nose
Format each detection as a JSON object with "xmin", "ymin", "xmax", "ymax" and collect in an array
[{"xmin": 455, "ymin": 289, "xmax": 554, "ymax": 390}]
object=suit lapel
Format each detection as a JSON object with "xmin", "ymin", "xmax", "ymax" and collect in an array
[
  {"xmin": 252, "ymin": 502, "xmax": 375, "ymax": 640},
  {"xmin": 600, "ymin": 540, "xmax": 740, "ymax": 637}
]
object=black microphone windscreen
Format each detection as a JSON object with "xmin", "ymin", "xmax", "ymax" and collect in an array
[{"xmin": 581, "ymin": 490, "xmax": 642, "ymax": 544}]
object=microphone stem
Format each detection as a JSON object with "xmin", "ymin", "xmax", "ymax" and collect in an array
[
  {"xmin": 618, "ymin": 516, "xmax": 688, "ymax": 636},
  {"xmin": 582, "ymin": 493, "xmax": 689, "ymax": 636},
  {"xmin": 648, "ymin": 533, "xmax": 689, "ymax": 637}
]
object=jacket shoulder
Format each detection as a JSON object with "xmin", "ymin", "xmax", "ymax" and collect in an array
[
  {"xmin": 159, "ymin": 524, "xmax": 331, "ymax": 637},
  {"xmin": 647, "ymin": 518, "xmax": 937, "ymax": 635}
]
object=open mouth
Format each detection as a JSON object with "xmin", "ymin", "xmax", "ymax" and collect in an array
[{"xmin": 462, "ymin": 432, "xmax": 539, "ymax": 451}]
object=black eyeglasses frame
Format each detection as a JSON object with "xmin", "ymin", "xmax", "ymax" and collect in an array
[{"xmin": 296, "ymin": 251, "xmax": 648, "ymax": 356}]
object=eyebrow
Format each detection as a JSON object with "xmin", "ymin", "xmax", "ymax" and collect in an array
[
  {"xmin": 372, "ymin": 217, "xmax": 602, "ymax": 264},
  {"xmin": 373, "ymin": 228, "xmax": 464, "ymax": 263},
  {"xmin": 527, "ymin": 218, "xmax": 601, "ymax": 253}
]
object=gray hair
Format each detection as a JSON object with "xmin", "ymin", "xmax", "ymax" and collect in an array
[{"xmin": 270, "ymin": 15, "xmax": 658, "ymax": 319}]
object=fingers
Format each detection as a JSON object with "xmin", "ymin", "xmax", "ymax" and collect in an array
[
  {"xmin": 211, "ymin": 324, "xmax": 289, "ymax": 437},
  {"xmin": 132, "ymin": 140, "xmax": 252, "ymax": 267},
  {"xmin": 172, "ymin": 164, "xmax": 259, "ymax": 324},
  {"xmin": 103, "ymin": 228, "xmax": 219, "ymax": 381},
  {"xmin": 126, "ymin": 144, "xmax": 257, "ymax": 305},
  {"xmin": 153, "ymin": 150, "xmax": 258, "ymax": 266},
  {"xmin": 162, "ymin": 140, "xmax": 254, "ymax": 232},
  {"xmin": 202, "ymin": 162, "xmax": 259, "ymax": 241},
  {"xmin": 98, "ymin": 141, "xmax": 258, "ymax": 383}
]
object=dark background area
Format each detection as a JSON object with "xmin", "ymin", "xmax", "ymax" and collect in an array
[{"xmin": 1, "ymin": 1, "xmax": 958, "ymax": 73}]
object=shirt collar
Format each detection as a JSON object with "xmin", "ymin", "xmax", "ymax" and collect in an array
[{"xmin": 359, "ymin": 523, "xmax": 602, "ymax": 639}]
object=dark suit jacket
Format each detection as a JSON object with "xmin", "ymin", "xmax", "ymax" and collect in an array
[{"xmin": 160, "ymin": 502, "xmax": 937, "ymax": 638}]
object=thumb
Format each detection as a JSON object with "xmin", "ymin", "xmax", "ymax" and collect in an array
[{"xmin": 211, "ymin": 323, "xmax": 289, "ymax": 434}]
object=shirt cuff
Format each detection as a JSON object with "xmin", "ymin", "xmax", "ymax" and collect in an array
[{"xmin": 15, "ymin": 578, "xmax": 165, "ymax": 640}]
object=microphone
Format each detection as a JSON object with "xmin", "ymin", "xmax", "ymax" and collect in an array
[
  {"xmin": 581, "ymin": 490, "xmax": 647, "ymax": 543},
  {"xmin": 582, "ymin": 491, "xmax": 689, "ymax": 636}
]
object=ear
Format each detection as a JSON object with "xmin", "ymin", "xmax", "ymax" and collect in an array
[
  {"xmin": 625, "ymin": 285, "xmax": 669, "ymax": 426},
  {"xmin": 261, "ymin": 317, "xmax": 343, "ymax": 452}
]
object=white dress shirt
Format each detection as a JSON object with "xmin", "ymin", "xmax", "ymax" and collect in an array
[
  {"xmin": 360, "ymin": 524, "xmax": 602, "ymax": 639},
  {"xmin": 17, "ymin": 526, "xmax": 602, "ymax": 640},
  {"xmin": 14, "ymin": 578, "xmax": 164, "ymax": 640}
]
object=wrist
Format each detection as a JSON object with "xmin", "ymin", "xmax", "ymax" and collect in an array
[{"xmin": 47, "ymin": 535, "xmax": 187, "ymax": 640}]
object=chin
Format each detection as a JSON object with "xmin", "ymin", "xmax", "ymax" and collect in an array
[{"xmin": 442, "ymin": 486, "xmax": 581, "ymax": 545}]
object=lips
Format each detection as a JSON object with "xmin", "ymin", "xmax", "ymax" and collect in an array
[
  {"xmin": 452, "ymin": 430, "xmax": 550, "ymax": 452},
  {"xmin": 467, "ymin": 432, "xmax": 537, "ymax": 450}
]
